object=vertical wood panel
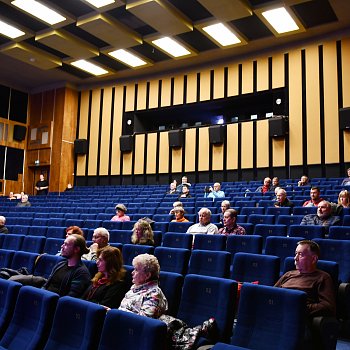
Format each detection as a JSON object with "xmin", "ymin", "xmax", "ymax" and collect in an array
[
  {"xmin": 213, "ymin": 66, "xmax": 225, "ymax": 99},
  {"xmin": 173, "ymin": 75, "xmax": 184, "ymax": 105},
  {"xmin": 323, "ymin": 42, "xmax": 339, "ymax": 164},
  {"xmin": 342, "ymin": 38, "xmax": 350, "ymax": 107},
  {"xmin": 199, "ymin": 70, "xmax": 211, "ymax": 101},
  {"xmin": 122, "ymin": 152, "xmax": 132, "ymax": 175},
  {"xmin": 242, "ymin": 60, "xmax": 253, "ymax": 94},
  {"xmin": 137, "ymin": 81, "xmax": 147, "ymax": 110},
  {"xmin": 159, "ymin": 132, "xmax": 169, "ymax": 173},
  {"xmin": 289, "ymin": 50, "xmax": 303, "ymax": 166},
  {"xmin": 76, "ymin": 90, "xmax": 89, "ymax": 176},
  {"xmin": 99, "ymin": 87, "xmax": 112, "ymax": 175},
  {"xmin": 256, "ymin": 119, "xmax": 269, "ymax": 167},
  {"xmin": 161, "ymin": 78, "xmax": 171, "ymax": 107},
  {"xmin": 257, "ymin": 57, "xmax": 269, "ymax": 91},
  {"xmin": 272, "ymin": 139, "xmax": 285, "ymax": 166},
  {"xmin": 184, "ymin": 128, "xmax": 196, "ymax": 172},
  {"xmin": 186, "ymin": 72, "xmax": 197, "ymax": 103},
  {"xmin": 212, "ymin": 144, "xmax": 224, "ymax": 170},
  {"xmin": 146, "ymin": 132, "xmax": 157, "ymax": 173},
  {"xmin": 305, "ymin": 45, "xmax": 321, "ymax": 164},
  {"xmin": 198, "ymin": 127, "xmax": 209, "ymax": 171},
  {"xmin": 171, "ymin": 147, "xmax": 182, "ymax": 172},
  {"xmin": 344, "ymin": 132, "xmax": 350, "ymax": 162},
  {"xmin": 125, "ymin": 84, "xmax": 135, "ymax": 112},
  {"xmin": 134, "ymin": 134, "xmax": 145, "ymax": 174},
  {"xmin": 149, "ymin": 80, "xmax": 159, "ymax": 109},
  {"xmin": 88, "ymin": 89, "xmax": 101, "ymax": 175},
  {"xmin": 241, "ymin": 122, "xmax": 253, "ymax": 168},
  {"xmin": 111, "ymin": 86, "xmax": 123, "ymax": 175},
  {"xmin": 272, "ymin": 53, "xmax": 285, "ymax": 88},
  {"xmin": 227, "ymin": 63, "xmax": 239, "ymax": 97},
  {"xmin": 226, "ymin": 123, "xmax": 238, "ymax": 169}
]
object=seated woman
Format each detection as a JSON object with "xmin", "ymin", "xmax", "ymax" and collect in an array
[
  {"xmin": 7, "ymin": 192, "xmax": 17, "ymax": 201},
  {"xmin": 131, "ymin": 219, "xmax": 154, "ymax": 246},
  {"xmin": 332, "ymin": 189, "xmax": 350, "ymax": 215},
  {"xmin": 171, "ymin": 206, "xmax": 189, "ymax": 222},
  {"xmin": 111, "ymin": 203, "xmax": 130, "ymax": 222},
  {"xmin": 83, "ymin": 246, "xmax": 128, "ymax": 309}
]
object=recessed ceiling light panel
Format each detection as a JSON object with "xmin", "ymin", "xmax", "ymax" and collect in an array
[
  {"xmin": 262, "ymin": 7, "xmax": 299, "ymax": 34},
  {"xmin": 71, "ymin": 59, "xmax": 108, "ymax": 76},
  {"xmin": 0, "ymin": 20, "xmax": 25, "ymax": 38},
  {"xmin": 108, "ymin": 49, "xmax": 147, "ymax": 68},
  {"xmin": 151, "ymin": 37, "xmax": 191, "ymax": 58},
  {"xmin": 202, "ymin": 23, "xmax": 241, "ymax": 46},
  {"xmin": 83, "ymin": 0, "xmax": 115, "ymax": 8}
]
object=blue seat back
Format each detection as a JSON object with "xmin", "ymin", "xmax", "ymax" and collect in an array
[
  {"xmin": 328, "ymin": 226, "xmax": 350, "ymax": 240},
  {"xmin": 0, "ymin": 249, "xmax": 15, "ymax": 268},
  {"xmin": 154, "ymin": 246, "xmax": 191, "ymax": 275},
  {"xmin": 289, "ymin": 225, "xmax": 325, "ymax": 239},
  {"xmin": 10, "ymin": 251, "xmax": 39, "ymax": 274},
  {"xmin": 168, "ymin": 221, "xmax": 194, "ymax": 233},
  {"xmin": 21, "ymin": 235, "xmax": 46, "ymax": 253},
  {"xmin": 2, "ymin": 234, "xmax": 25, "ymax": 250},
  {"xmin": 193, "ymin": 234, "xmax": 226, "ymax": 251},
  {"xmin": 226, "ymin": 235, "xmax": 263, "ymax": 258},
  {"xmin": 34, "ymin": 255, "xmax": 64, "ymax": 279},
  {"xmin": 43, "ymin": 238, "xmax": 63, "ymax": 255},
  {"xmin": 122, "ymin": 244, "xmax": 154, "ymax": 266},
  {"xmin": 162, "ymin": 232, "xmax": 192, "ymax": 249}
]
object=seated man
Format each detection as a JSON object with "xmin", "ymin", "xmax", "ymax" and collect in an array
[
  {"xmin": 301, "ymin": 200, "xmax": 340, "ymax": 234},
  {"xmin": 171, "ymin": 206, "xmax": 189, "ymax": 222},
  {"xmin": 176, "ymin": 176, "xmax": 191, "ymax": 193},
  {"xmin": 219, "ymin": 200, "xmax": 230, "ymax": 224},
  {"xmin": 255, "ymin": 177, "xmax": 272, "ymax": 193},
  {"xmin": 166, "ymin": 182, "xmax": 178, "ymax": 194},
  {"xmin": 16, "ymin": 194, "xmax": 31, "ymax": 207},
  {"xmin": 303, "ymin": 187, "xmax": 323, "ymax": 207},
  {"xmin": 178, "ymin": 184, "xmax": 192, "ymax": 199},
  {"xmin": 82, "ymin": 227, "xmax": 109, "ymax": 261},
  {"xmin": 0, "ymin": 216, "xmax": 8, "ymax": 234},
  {"xmin": 341, "ymin": 167, "xmax": 350, "ymax": 186},
  {"xmin": 271, "ymin": 177, "xmax": 280, "ymax": 190},
  {"xmin": 298, "ymin": 175, "xmax": 311, "ymax": 187},
  {"xmin": 64, "ymin": 183, "xmax": 73, "ymax": 191},
  {"xmin": 219, "ymin": 209, "xmax": 245, "ymax": 236},
  {"xmin": 186, "ymin": 208, "xmax": 218, "ymax": 235},
  {"xmin": 274, "ymin": 188, "xmax": 294, "ymax": 207},
  {"xmin": 204, "ymin": 182, "xmax": 225, "ymax": 199}
]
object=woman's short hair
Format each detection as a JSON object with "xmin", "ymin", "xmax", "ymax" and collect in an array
[
  {"xmin": 338, "ymin": 190, "xmax": 350, "ymax": 206},
  {"xmin": 92, "ymin": 246, "xmax": 125, "ymax": 284},
  {"xmin": 66, "ymin": 226, "xmax": 84, "ymax": 236},
  {"xmin": 131, "ymin": 219, "xmax": 154, "ymax": 245},
  {"xmin": 132, "ymin": 253, "xmax": 160, "ymax": 281}
]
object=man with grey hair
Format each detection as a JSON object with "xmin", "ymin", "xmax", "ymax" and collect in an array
[
  {"xmin": 16, "ymin": 194, "xmax": 31, "ymax": 207},
  {"xmin": 0, "ymin": 216, "xmax": 8, "ymax": 234},
  {"xmin": 274, "ymin": 188, "xmax": 294, "ymax": 207},
  {"xmin": 82, "ymin": 227, "xmax": 110, "ymax": 261},
  {"xmin": 205, "ymin": 182, "xmax": 225, "ymax": 199},
  {"xmin": 220, "ymin": 200, "xmax": 230, "ymax": 225},
  {"xmin": 186, "ymin": 208, "xmax": 218, "ymax": 235}
]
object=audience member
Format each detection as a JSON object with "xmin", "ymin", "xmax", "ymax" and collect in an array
[
  {"xmin": 271, "ymin": 177, "xmax": 280, "ymax": 190},
  {"xmin": 64, "ymin": 183, "xmax": 73, "ymax": 192},
  {"xmin": 176, "ymin": 176, "xmax": 191, "ymax": 193},
  {"xmin": 166, "ymin": 182, "xmax": 178, "ymax": 194},
  {"xmin": 178, "ymin": 184, "xmax": 192, "ymax": 199},
  {"xmin": 0, "ymin": 216, "xmax": 8, "ymax": 234},
  {"xmin": 82, "ymin": 227, "xmax": 109, "ymax": 261},
  {"xmin": 275, "ymin": 240, "xmax": 336, "ymax": 317},
  {"xmin": 219, "ymin": 200, "xmax": 231, "ymax": 224},
  {"xmin": 301, "ymin": 200, "xmax": 340, "ymax": 233},
  {"xmin": 171, "ymin": 206, "xmax": 189, "ymax": 222},
  {"xmin": 219, "ymin": 209, "xmax": 245, "ymax": 236},
  {"xmin": 56, "ymin": 226, "xmax": 84, "ymax": 255},
  {"xmin": 186, "ymin": 208, "xmax": 218, "ymax": 235},
  {"xmin": 131, "ymin": 219, "xmax": 154, "ymax": 246},
  {"xmin": 298, "ymin": 175, "xmax": 311, "ymax": 187},
  {"xmin": 204, "ymin": 182, "xmax": 225, "ymax": 199},
  {"xmin": 274, "ymin": 188, "xmax": 294, "ymax": 207},
  {"xmin": 255, "ymin": 177, "xmax": 272, "ymax": 193},
  {"xmin": 35, "ymin": 173, "xmax": 49, "ymax": 195},
  {"xmin": 331, "ymin": 189, "xmax": 350, "ymax": 216},
  {"xmin": 83, "ymin": 246, "xmax": 128, "ymax": 309},
  {"xmin": 169, "ymin": 201, "xmax": 183, "ymax": 215},
  {"xmin": 303, "ymin": 187, "xmax": 323, "ymax": 207},
  {"xmin": 111, "ymin": 204, "xmax": 130, "ymax": 222},
  {"xmin": 341, "ymin": 167, "xmax": 350, "ymax": 186},
  {"xmin": 16, "ymin": 194, "xmax": 31, "ymax": 207},
  {"xmin": 7, "ymin": 192, "xmax": 17, "ymax": 200},
  {"xmin": 119, "ymin": 254, "xmax": 168, "ymax": 318}
]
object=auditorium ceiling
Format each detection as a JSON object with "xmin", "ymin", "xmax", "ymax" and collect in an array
[{"xmin": 0, "ymin": 0, "xmax": 349, "ymax": 92}]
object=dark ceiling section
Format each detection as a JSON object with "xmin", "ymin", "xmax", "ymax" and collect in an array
[
  {"xmin": 131, "ymin": 42, "xmax": 170, "ymax": 63},
  {"xmin": 92, "ymin": 55, "xmax": 128, "ymax": 72},
  {"xmin": 232, "ymin": 14, "xmax": 273, "ymax": 41},
  {"xmin": 167, "ymin": 0, "xmax": 213, "ymax": 22},
  {"xmin": 24, "ymin": 37, "xmax": 68, "ymax": 59},
  {"xmin": 58, "ymin": 63, "xmax": 92, "ymax": 79},
  {"xmin": 55, "ymin": 0, "xmax": 92, "ymax": 17},
  {"xmin": 177, "ymin": 29, "xmax": 218, "ymax": 52}
]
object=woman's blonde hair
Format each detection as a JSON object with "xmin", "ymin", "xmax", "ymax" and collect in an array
[
  {"xmin": 338, "ymin": 190, "xmax": 350, "ymax": 206},
  {"xmin": 131, "ymin": 219, "xmax": 154, "ymax": 245}
]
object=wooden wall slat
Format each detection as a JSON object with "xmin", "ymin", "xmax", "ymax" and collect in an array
[
  {"xmin": 241, "ymin": 122, "xmax": 253, "ymax": 168},
  {"xmin": 342, "ymin": 38, "xmax": 350, "ymax": 107},
  {"xmin": 199, "ymin": 70, "xmax": 211, "ymax": 101},
  {"xmin": 214, "ymin": 66, "xmax": 225, "ymax": 99},
  {"xmin": 88, "ymin": 89, "xmax": 101, "ymax": 175},
  {"xmin": 171, "ymin": 147, "xmax": 182, "ymax": 173},
  {"xmin": 257, "ymin": 57, "xmax": 269, "ymax": 91},
  {"xmin": 242, "ymin": 60, "xmax": 253, "ymax": 94},
  {"xmin": 227, "ymin": 64, "xmax": 239, "ymax": 97},
  {"xmin": 134, "ymin": 134, "xmax": 145, "ymax": 174},
  {"xmin": 125, "ymin": 84, "xmax": 135, "ymax": 112},
  {"xmin": 161, "ymin": 78, "xmax": 171, "ymax": 107},
  {"xmin": 212, "ymin": 144, "xmax": 224, "ymax": 170},
  {"xmin": 111, "ymin": 86, "xmax": 123, "ymax": 175},
  {"xmin": 198, "ymin": 127, "xmax": 209, "ymax": 171},
  {"xmin": 272, "ymin": 53, "xmax": 285, "ymax": 89},
  {"xmin": 344, "ymin": 131, "xmax": 350, "ymax": 162},
  {"xmin": 186, "ymin": 72, "xmax": 197, "ymax": 103},
  {"xmin": 256, "ymin": 119, "xmax": 269, "ymax": 167},
  {"xmin": 173, "ymin": 75, "xmax": 184, "ymax": 105},
  {"xmin": 76, "ymin": 90, "xmax": 89, "ymax": 176},
  {"xmin": 272, "ymin": 138, "xmax": 285, "ymax": 166},
  {"xmin": 122, "ymin": 152, "xmax": 132, "ymax": 175},
  {"xmin": 226, "ymin": 123, "xmax": 238, "ymax": 169},
  {"xmin": 137, "ymin": 81, "xmax": 147, "ymax": 110},
  {"xmin": 159, "ymin": 132, "xmax": 169, "ymax": 173},
  {"xmin": 184, "ymin": 128, "xmax": 196, "ymax": 172},
  {"xmin": 149, "ymin": 80, "xmax": 159, "ymax": 109},
  {"xmin": 146, "ymin": 132, "xmax": 157, "ymax": 174}
]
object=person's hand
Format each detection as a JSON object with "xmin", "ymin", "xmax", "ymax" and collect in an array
[
  {"xmin": 90, "ymin": 243, "xmax": 99, "ymax": 252},
  {"xmin": 209, "ymin": 186, "xmax": 213, "ymax": 192}
]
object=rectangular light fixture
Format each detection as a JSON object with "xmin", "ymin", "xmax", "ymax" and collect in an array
[
  {"xmin": 202, "ymin": 23, "xmax": 241, "ymax": 46},
  {"xmin": 0, "ymin": 20, "xmax": 25, "ymax": 39},
  {"xmin": 108, "ymin": 49, "xmax": 147, "ymax": 68},
  {"xmin": 71, "ymin": 59, "xmax": 108, "ymax": 76},
  {"xmin": 83, "ymin": 0, "xmax": 115, "ymax": 8},
  {"xmin": 151, "ymin": 37, "xmax": 191, "ymax": 58},
  {"xmin": 261, "ymin": 7, "xmax": 299, "ymax": 34},
  {"xmin": 11, "ymin": 0, "xmax": 66, "ymax": 25}
]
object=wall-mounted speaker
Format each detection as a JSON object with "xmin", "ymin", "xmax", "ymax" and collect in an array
[
  {"xmin": 13, "ymin": 125, "xmax": 26, "ymax": 141},
  {"xmin": 209, "ymin": 125, "xmax": 226, "ymax": 144},
  {"xmin": 168, "ymin": 130, "xmax": 184, "ymax": 148},
  {"xmin": 269, "ymin": 117, "xmax": 289, "ymax": 137},
  {"xmin": 74, "ymin": 139, "xmax": 88, "ymax": 155},
  {"xmin": 339, "ymin": 107, "xmax": 350, "ymax": 130},
  {"xmin": 120, "ymin": 135, "xmax": 133, "ymax": 152}
]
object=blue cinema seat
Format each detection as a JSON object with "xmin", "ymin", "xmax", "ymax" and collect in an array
[
  {"xmin": 122, "ymin": 244, "xmax": 154, "ymax": 266},
  {"xmin": 193, "ymin": 234, "xmax": 226, "ymax": 251},
  {"xmin": 154, "ymin": 246, "xmax": 191, "ymax": 275},
  {"xmin": 162, "ymin": 232, "xmax": 193, "ymax": 249}
]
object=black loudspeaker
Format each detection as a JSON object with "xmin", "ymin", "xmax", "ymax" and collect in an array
[
  {"xmin": 13, "ymin": 125, "xmax": 26, "ymax": 141},
  {"xmin": 269, "ymin": 117, "xmax": 289, "ymax": 137},
  {"xmin": 168, "ymin": 130, "xmax": 184, "ymax": 148},
  {"xmin": 209, "ymin": 125, "xmax": 226, "ymax": 144},
  {"xmin": 120, "ymin": 135, "xmax": 133, "ymax": 152},
  {"xmin": 74, "ymin": 139, "xmax": 88, "ymax": 155},
  {"xmin": 339, "ymin": 107, "xmax": 350, "ymax": 130}
]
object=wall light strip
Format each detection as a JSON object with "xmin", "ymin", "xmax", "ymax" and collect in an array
[
  {"xmin": 71, "ymin": 59, "xmax": 108, "ymax": 76},
  {"xmin": 152, "ymin": 37, "xmax": 191, "ymax": 58},
  {"xmin": 0, "ymin": 20, "xmax": 25, "ymax": 38},
  {"xmin": 11, "ymin": 0, "xmax": 66, "ymax": 25},
  {"xmin": 202, "ymin": 23, "xmax": 241, "ymax": 46},
  {"xmin": 262, "ymin": 7, "xmax": 299, "ymax": 34},
  {"xmin": 83, "ymin": 0, "xmax": 115, "ymax": 8},
  {"xmin": 108, "ymin": 49, "xmax": 147, "ymax": 68}
]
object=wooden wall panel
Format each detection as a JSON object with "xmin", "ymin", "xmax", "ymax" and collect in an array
[
  {"xmin": 173, "ymin": 75, "xmax": 184, "ymax": 105},
  {"xmin": 257, "ymin": 57, "xmax": 269, "ymax": 91},
  {"xmin": 99, "ymin": 87, "xmax": 112, "ymax": 176},
  {"xmin": 227, "ymin": 63, "xmax": 239, "ymax": 97},
  {"xmin": 186, "ymin": 72, "xmax": 197, "ymax": 104},
  {"xmin": 111, "ymin": 86, "xmax": 123, "ymax": 175},
  {"xmin": 272, "ymin": 138, "xmax": 285, "ymax": 167},
  {"xmin": 42, "ymin": 90, "xmax": 55, "ymax": 122},
  {"xmin": 122, "ymin": 152, "xmax": 132, "ymax": 175},
  {"xmin": 242, "ymin": 60, "xmax": 253, "ymax": 94},
  {"xmin": 184, "ymin": 128, "xmax": 196, "ymax": 172},
  {"xmin": 161, "ymin": 78, "xmax": 171, "ymax": 107},
  {"xmin": 241, "ymin": 122, "xmax": 253, "ymax": 168},
  {"xmin": 288, "ymin": 50, "xmax": 303, "ymax": 166},
  {"xmin": 146, "ymin": 132, "xmax": 157, "ymax": 174},
  {"xmin": 212, "ymin": 144, "xmax": 224, "ymax": 170},
  {"xmin": 137, "ymin": 81, "xmax": 147, "ymax": 110},
  {"xmin": 29, "ymin": 93, "xmax": 42, "ymax": 125},
  {"xmin": 149, "ymin": 80, "xmax": 159, "ymax": 109},
  {"xmin": 342, "ymin": 38, "xmax": 350, "ymax": 107},
  {"xmin": 171, "ymin": 147, "xmax": 182, "ymax": 173},
  {"xmin": 256, "ymin": 119, "xmax": 269, "ymax": 167},
  {"xmin": 199, "ymin": 70, "xmax": 210, "ymax": 102},
  {"xmin": 272, "ymin": 53, "xmax": 285, "ymax": 89},
  {"xmin": 323, "ymin": 42, "xmax": 339, "ymax": 164},
  {"xmin": 134, "ymin": 134, "xmax": 145, "ymax": 174},
  {"xmin": 125, "ymin": 84, "xmax": 135, "ymax": 112},
  {"xmin": 198, "ymin": 127, "xmax": 209, "ymax": 171},
  {"xmin": 158, "ymin": 132, "xmax": 169, "ymax": 173},
  {"xmin": 344, "ymin": 131, "xmax": 350, "ymax": 162},
  {"xmin": 226, "ymin": 123, "xmax": 238, "ymax": 169},
  {"xmin": 213, "ymin": 66, "xmax": 224, "ymax": 99},
  {"xmin": 305, "ymin": 45, "xmax": 321, "ymax": 165},
  {"xmin": 76, "ymin": 90, "xmax": 89, "ymax": 176}
]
